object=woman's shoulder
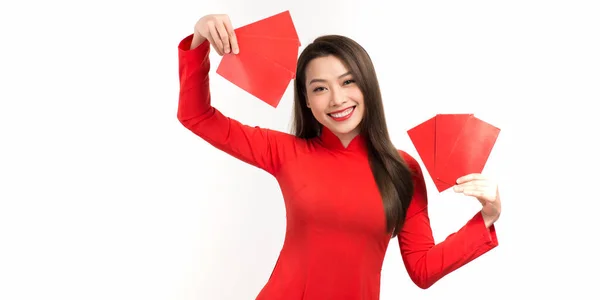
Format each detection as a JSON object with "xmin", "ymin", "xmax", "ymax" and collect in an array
[
  {"xmin": 263, "ymin": 128, "xmax": 315, "ymax": 152},
  {"xmin": 397, "ymin": 149, "xmax": 418, "ymax": 167},
  {"xmin": 396, "ymin": 149, "xmax": 425, "ymax": 177}
]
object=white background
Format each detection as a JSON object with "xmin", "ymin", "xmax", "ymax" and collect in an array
[{"xmin": 1, "ymin": 0, "xmax": 599, "ymax": 299}]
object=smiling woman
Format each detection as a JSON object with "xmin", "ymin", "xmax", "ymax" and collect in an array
[
  {"xmin": 291, "ymin": 34, "xmax": 413, "ymax": 237},
  {"xmin": 303, "ymin": 58, "xmax": 364, "ymax": 145},
  {"xmin": 177, "ymin": 13, "xmax": 500, "ymax": 300}
]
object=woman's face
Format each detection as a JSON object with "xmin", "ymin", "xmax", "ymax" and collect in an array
[{"xmin": 304, "ymin": 55, "xmax": 365, "ymax": 145}]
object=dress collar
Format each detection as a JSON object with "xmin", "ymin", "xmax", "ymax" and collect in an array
[{"xmin": 319, "ymin": 126, "xmax": 368, "ymax": 153}]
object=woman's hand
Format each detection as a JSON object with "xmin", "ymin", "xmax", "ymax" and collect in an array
[
  {"xmin": 191, "ymin": 14, "xmax": 239, "ymax": 55},
  {"xmin": 453, "ymin": 173, "xmax": 501, "ymax": 227}
]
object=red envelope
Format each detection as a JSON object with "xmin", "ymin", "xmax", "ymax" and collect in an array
[
  {"xmin": 436, "ymin": 115, "xmax": 501, "ymax": 185},
  {"xmin": 433, "ymin": 114, "xmax": 472, "ymax": 184},
  {"xmin": 216, "ymin": 10, "xmax": 301, "ymax": 108},
  {"xmin": 217, "ymin": 47, "xmax": 295, "ymax": 108},
  {"xmin": 407, "ymin": 116, "xmax": 454, "ymax": 193},
  {"xmin": 407, "ymin": 114, "xmax": 500, "ymax": 193},
  {"xmin": 233, "ymin": 11, "xmax": 300, "ymax": 45}
]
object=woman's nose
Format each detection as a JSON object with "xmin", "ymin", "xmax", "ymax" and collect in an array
[{"xmin": 329, "ymin": 87, "xmax": 345, "ymax": 106}]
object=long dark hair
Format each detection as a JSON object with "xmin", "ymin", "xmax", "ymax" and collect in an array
[{"xmin": 291, "ymin": 35, "xmax": 415, "ymax": 237}]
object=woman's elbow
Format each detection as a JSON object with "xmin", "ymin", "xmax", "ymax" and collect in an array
[
  {"xmin": 407, "ymin": 270, "xmax": 438, "ymax": 290},
  {"xmin": 415, "ymin": 281, "xmax": 433, "ymax": 290},
  {"xmin": 413, "ymin": 278, "xmax": 434, "ymax": 290}
]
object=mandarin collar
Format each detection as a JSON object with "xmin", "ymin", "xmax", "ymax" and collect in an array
[{"xmin": 319, "ymin": 126, "xmax": 368, "ymax": 153}]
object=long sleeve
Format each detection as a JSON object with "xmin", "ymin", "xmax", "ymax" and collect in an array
[
  {"xmin": 177, "ymin": 34, "xmax": 298, "ymax": 176},
  {"xmin": 397, "ymin": 151, "xmax": 499, "ymax": 289}
]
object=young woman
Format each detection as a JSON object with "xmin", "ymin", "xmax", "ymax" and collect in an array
[{"xmin": 177, "ymin": 13, "xmax": 501, "ymax": 300}]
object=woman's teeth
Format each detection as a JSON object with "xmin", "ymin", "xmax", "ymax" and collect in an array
[{"xmin": 330, "ymin": 107, "xmax": 354, "ymax": 118}]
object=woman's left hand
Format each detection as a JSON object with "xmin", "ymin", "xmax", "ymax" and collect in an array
[{"xmin": 453, "ymin": 173, "xmax": 501, "ymax": 227}]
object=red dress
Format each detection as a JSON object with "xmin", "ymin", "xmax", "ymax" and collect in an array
[{"xmin": 176, "ymin": 34, "xmax": 498, "ymax": 300}]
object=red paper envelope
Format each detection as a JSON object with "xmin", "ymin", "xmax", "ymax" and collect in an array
[
  {"xmin": 217, "ymin": 47, "xmax": 295, "ymax": 107},
  {"xmin": 407, "ymin": 116, "xmax": 454, "ymax": 193},
  {"xmin": 234, "ymin": 11, "xmax": 301, "ymax": 45},
  {"xmin": 433, "ymin": 114, "xmax": 472, "ymax": 184},
  {"xmin": 407, "ymin": 114, "xmax": 500, "ymax": 192},
  {"xmin": 216, "ymin": 10, "xmax": 301, "ymax": 108},
  {"xmin": 233, "ymin": 35, "xmax": 299, "ymax": 75},
  {"xmin": 436, "ymin": 115, "xmax": 500, "ymax": 185}
]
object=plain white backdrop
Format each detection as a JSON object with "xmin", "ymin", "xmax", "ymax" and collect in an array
[{"xmin": 1, "ymin": 0, "xmax": 599, "ymax": 299}]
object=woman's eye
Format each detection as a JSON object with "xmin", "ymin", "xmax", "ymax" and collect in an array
[
  {"xmin": 313, "ymin": 87, "xmax": 325, "ymax": 92},
  {"xmin": 344, "ymin": 79, "xmax": 355, "ymax": 85}
]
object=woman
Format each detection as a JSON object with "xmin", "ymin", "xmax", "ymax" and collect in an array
[{"xmin": 177, "ymin": 13, "xmax": 501, "ymax": 300}]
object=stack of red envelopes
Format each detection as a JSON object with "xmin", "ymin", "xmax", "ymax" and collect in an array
[
  {"xmin": 216, "ymin": 10, "xmax": 301, "ymax": 108},
  {"xmin": 407, "ymin": 114, "xmax": 501, "ymax": 193}
]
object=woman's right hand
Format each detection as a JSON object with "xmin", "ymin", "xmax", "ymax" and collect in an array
[{"xmin": 191, "ymin": 14, "xmax": 239, "ymax": 55}]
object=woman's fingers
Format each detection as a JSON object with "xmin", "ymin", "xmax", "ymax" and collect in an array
[
  {"xmin": 197, "ymin": 15, "xmax": 238, "ymax": 56},
  {"xmin": 222, "ymin": 17, "xmax": 239, "ymax": 54},
  {"xmin": 453, "ymin": 179, "xmax": 489, "ymax": 191},
  {"xmin": 208, "ymin": 22, "xmax": 223, "ymax": 55},
  {"xmin": 456, "ymin": 173, "xmax": 486, "ymax": 184},
  {"xmin": 215, "ymin": 20, "xmax": 231, "ymax": 54}
]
